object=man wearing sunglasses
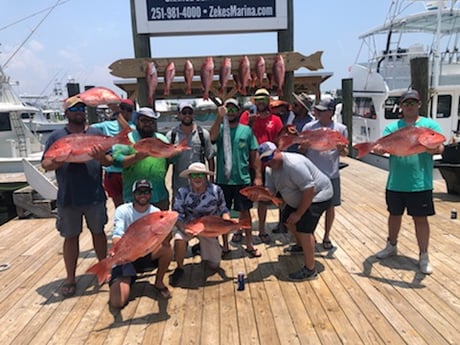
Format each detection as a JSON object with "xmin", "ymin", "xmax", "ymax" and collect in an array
[
  {"xmin": 91, "ymin": 99, "xmax": 136, "ymax": 208},
  {"xmin": 42, "ymin": 95, "xmax": 112, "ymax": 298},
  {"xmin": 108, "ymin": 179, "xmax": 172, "ymax": 306},
  {"xmin": 166, "ymin": 102, "xmax": 215, "ymax": 201},
  {"xmin": 258, "ymin": 141, "xmax": 333, "ymax": 281},
  {"xmin": 374, "ymin": 89, "xmax": 444, "ymax": 274},
  {"xmin": 210, "ymin": 98, "xmax": 262, "ymax": 258},
  {"xmin": 112, "ymin": 107, "xmax": 170, "ymax": 211}
]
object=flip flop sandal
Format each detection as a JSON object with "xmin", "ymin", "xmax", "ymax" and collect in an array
[
  {"xmin": 245, "ymin": 248, "xmax": 262, "ymax": 258},
  {"xmin": 322, "ymin": 240, "xmax": 333, "ymax": 250},
  {"xmin": 61, "ymin": 282, "xmax": 76, "ymax": 298},
  {"xmin": 154, "ymin": 285, "xmax": 171, "ymax": 299}
]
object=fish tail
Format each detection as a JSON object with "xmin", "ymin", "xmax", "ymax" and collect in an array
[
  {"xmin": 353, "ymin": 142, "xmax": 373, "ymax": 158},
  {"xmin": 86, "ymin": 258, "xmax": 111, "ymax": 285},
  {"xmin": 115, "ymin": 126, "xmax": 133, "ymax": 145},
  {"xmin": 272, "ymin": 197, "xmax": 283, "ymax": 206},
  {"xmin": 177, "ymin": 138, "xmax": 191, "ymax": 150}
]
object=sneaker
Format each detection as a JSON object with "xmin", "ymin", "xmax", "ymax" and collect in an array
[
  {"xmin": 376, "ymin": 241, "xmax": 397, "ymax": 259},
  {"xmin": 231, "ymin": 232, "xmax": 243, "ymax": 243},
  {"xmin": 169, "ymin": 267, "xmax": 184, "ymax": 286},
  {"xmin": 419, "ymin": 252, "xmax": 433, "ymax": 274},
  {"xmin": 284, "ymin": 244, "xmax": 303, "ymax": 254},
  {"xmin": 288, "ymin": 266, "xmax": 318, "ymax": 281}
]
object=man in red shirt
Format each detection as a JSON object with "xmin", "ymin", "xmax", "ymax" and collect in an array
[{"xmin": 240, "ymin": 88, "xmax": 283, "ymax": 243}]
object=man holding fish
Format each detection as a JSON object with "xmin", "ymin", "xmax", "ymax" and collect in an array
[
  {"xmin": 210, "ymin": 98, "xmax": 262, "ymax": 258},
  {"xmin": 257, "ymin": 141, "xmax": 333, "ymax": 281},
  {"xmin": 42, "ymin": 95, "xmax": 111, "ymax": 298},
  {"xmin": 373, "ymin": 89, "xmax": 444, "ymax": 274},
  {"xmin": 169, "ymin": 162, "xmax": 230, "ymax": 286},
  {"xmin": 107, "ymin": 180, "xmax": 173, "ymax": 306},
  {"xmin": 300, "ymin": 98, "xmax": 348, "ymax": 250},
  {"xmin": 112, "ymin": 107, "xmax": 170, "ymax": 210}
]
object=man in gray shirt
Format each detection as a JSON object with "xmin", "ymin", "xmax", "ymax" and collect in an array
[
  {"xmin": 166, "ymin": 102, "xmax": 215, "ymax": 201},
  {"xmin": 259, "ymin": 141, "xmax": 333, "ymax": 281}
]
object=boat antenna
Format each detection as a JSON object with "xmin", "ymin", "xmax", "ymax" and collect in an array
[{"xmin": 1, "ymin": 0, "xmax": 65, "ymax": 70}]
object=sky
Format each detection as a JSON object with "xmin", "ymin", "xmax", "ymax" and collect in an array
[{"xmin": 0, "ymin": 0, "xmax": 414, "ymax": 100}]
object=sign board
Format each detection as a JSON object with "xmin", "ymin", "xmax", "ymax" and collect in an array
[{"xmin": 134, "ymin": 0, "xmax": 288, "ymax": 36}]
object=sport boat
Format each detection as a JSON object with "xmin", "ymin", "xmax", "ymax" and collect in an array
[
  {"xmin": 0, "ymin": 66, "xmax": 45, "ymax": 173},
  {"xmin": 350, "ymin": 0, "xmax": 460, "ymax": 169}
]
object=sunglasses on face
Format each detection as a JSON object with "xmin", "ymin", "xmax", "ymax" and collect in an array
[
  {"xmin": 261, "ymin": 152, "xmax": 274, "ymax": 163},
  {"xmin": 68, "ymin": 106, "xmax": 86, "ymax": 112},
  {"xmin": 181, "ymin": 110, "xmax": 193, "ymax": 115},
  {"xmin": 402, "ymin": 100, "xmax": 419, "ymax": 106},
  {"xmin": 134, "ymin": 189, "xmax": 151, "ymax": 195},
  {"xmin": 190, "ymin": 173, "xmax": 206, "ymax": 178},
  {"xmin": 139, "ymin": 117, "xmax": 155, "ymax": 124},
  {"xmin": 226, "ymin": 107, "xmax": 239, "ymax": 114}
]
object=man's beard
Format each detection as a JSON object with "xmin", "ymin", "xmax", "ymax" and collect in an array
[
  {"xmin": 228, "ymin": 116, "xmax": 239, "ymax": 124},
  {"xmin": 138, "ymin": 127, "xmax": 155, "ymax": 138},
  {"xmin": 68, "ymin": 116, "xmax": 86, "ymax": 125},
  {"xmin": 181, "ymin": 117, "xmax": 193, "ymax": 126}
]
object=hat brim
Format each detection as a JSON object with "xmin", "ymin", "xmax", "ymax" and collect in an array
[
  {"xmin": 259, "ymin": 150, "xmax": 275, "ymax": 159},
  {"xmin": 179, "ymin": 169, "xmax": 215, "ymax": 178},
  {"xmin": 314, "ymin": 105, "xmax": 330, "ymax": 111},
  {"xmin": 400, "ymin": 97, "xmax": 420, "ymax": 103},
  {"xmin": 292, "ymin": 93, "xmax": 310, "ymax": 110}
]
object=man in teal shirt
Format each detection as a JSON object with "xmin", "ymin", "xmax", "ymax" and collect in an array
[
  {"xmin": 374, "ymin": 89, "xmax": 444, "ymax": 274},
  {"xmin": 112, "ymin": 107, "xmax": 170, "ymax": 210},
  {"xmin": 209, "ymin": 98, "xmax": 262, "ymax": 257}
]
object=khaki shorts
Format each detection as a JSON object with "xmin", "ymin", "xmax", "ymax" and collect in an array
[{"xmin": 56, "ymin": 202, "xmax": 108, "ymax": 238}]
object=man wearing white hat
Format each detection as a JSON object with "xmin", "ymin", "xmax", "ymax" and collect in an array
[
  {"xmin": 112, "ymin": 107, "xmax": 170, "ymax": 210},
  {"xmin": 169, "ymin": 162, "xmax": 230, "ymax": 286}
]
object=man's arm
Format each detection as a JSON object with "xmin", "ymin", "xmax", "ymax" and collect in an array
[{"xmin": 210, "ymin": 106, "xmax": 226, "ymax": 142}]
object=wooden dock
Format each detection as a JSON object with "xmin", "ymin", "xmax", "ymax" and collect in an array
[{"xmin": 0, "ymin": 156, "xmax": 459, "ymax": 345}]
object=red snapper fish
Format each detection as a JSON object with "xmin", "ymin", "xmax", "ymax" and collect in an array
[
  {"xmin": 255, "ymin": 56, "xmax": 266, "ymax": 88},
  {"xmin": 272, "ymin": 54, "xmax": 285, "ymax": 96},
  {"xmin": 219, "ymin": 57, "xmax": 232, "ymax": 94},
  {"xmin": 238, "ymin": 56, "xmax": 251, "ymax": 96},
  {"xmin": 200, "ymin": 56, "xmax": 214, "ymax": 100},
  {"xmin": 164, "ymin": 61, "xmax": 175, "ymax": 96},
  {"xmin": 184, "ymin": 215, "xmax": 248, "ymax": 237},
  {"xmin": 44, "ymin": 127, "xmax": 132, "ymax": 163},
  {"xmin": 146, "ymin": 61, "xmax": 158, "ymax": 105},
  {"xmin": 239, "ymin": 186, "xmax": 283, "ymax": 206},
  {"xmin": 278, "ymin": 127, "xmax": 349, "ymax": 151},
  {"xmin": 78, "ymin": 87, "xmax": 121, "ymax": 107},
  {"xmin": 134, "ymin": 137, "xmax": 190, "ymax": 158},
  {"xmin": 353, "ymin": 126, "xmax": 446, "ymax": 158},
  {"xmin": 184, "ymin": 60, "xmax": 194, "ymax": 95},
  {"xmin": 87, "ymin": 211, "xmax": 178, "ymax": 285}
]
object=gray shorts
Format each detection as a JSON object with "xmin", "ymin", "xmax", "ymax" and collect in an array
[{"xmin": 56, "ymin": 202, "xmax": 108, "ymax": 238}]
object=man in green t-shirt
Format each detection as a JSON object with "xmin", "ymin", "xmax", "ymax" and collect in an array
[
  {"xmin": 209, "ymin": 98, "xmax": 262, "ymax": 258},
  {"xmin": 374, "ymin": 89, "xmax": 444, "ymax": 274}
]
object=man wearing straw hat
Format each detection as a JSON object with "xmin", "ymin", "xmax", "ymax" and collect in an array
[{"xmin": 169, "ymin": 162, "xmax": 230, "ymax": 286}]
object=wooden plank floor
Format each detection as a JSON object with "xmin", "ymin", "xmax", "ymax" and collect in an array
[{"xmin": 0, "ymin": 156, "xmax": 459, "ymax": 345}]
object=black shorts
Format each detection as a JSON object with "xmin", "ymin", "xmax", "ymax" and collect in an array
[
  {"xmin": 218, "ymin": 184, "xmax": 253, "ymax": 212},
  {"xmin": 109, "ymin": 254, "xmax": 159, "ymax": 286},
  {"xmin": 386, "ymin": 190, "xmax": 435, "ymax": 217},
  {"xmin": 282, "ymin": 199, "xmax": 331, "ymax": 234}
]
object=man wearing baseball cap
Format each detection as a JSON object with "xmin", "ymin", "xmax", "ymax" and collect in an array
[
  {"xmin": 112, "ymin": 106, "xmax": 170, "ymax": 210},
  {"xmin": 108, "ymin": 179, "xmax": 173, "ymax": 306},
  {"xmin": 257, "ymin": 141, "xmax": 333, "ymax": 281},
  {"xmin": 91, "ymin": 98, "xmax": 136, "ymax": 207}
]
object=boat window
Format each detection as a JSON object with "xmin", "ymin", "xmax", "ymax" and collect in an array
[
  {"xmin": 0, "ymin": 113, "xmax": 13, "ymax": 132},
  {"xmin": 21, "ymin": 113, "xmax": 31, "ymax": 119},
  {"xmin": 436, "ymin": 95, "xmax": 451, "ymax": 118},
  {"xmin": 352, "ymin": 97, "xmax": 377, "ymax": 119},
  {"xmin": 384, "ymin": 96, "xmax": 402, "ymax": 119}
]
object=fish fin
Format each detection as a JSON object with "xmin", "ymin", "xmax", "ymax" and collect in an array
[
  {"xmin": 353, "ymin": 142, "xmax": 373, "ymax": 158},
  {"xmin": 86, "ymin": 258, "xmax": 111, "ymax": 286},
  {"xmin": 272, "ymin": 197, "xmax": 283, "ymax": 206},
  {"xmin": 115, "ymin": 126, "xmax": 133, "ymax": 145}
]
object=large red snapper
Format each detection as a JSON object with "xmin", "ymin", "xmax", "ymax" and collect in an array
[
  {"xmin": 133, "ymin": 137, "xmax": 190, "ymax": 158},
  {"xmin": 353, "ymin": 126, "xmax": 446, "ymax": 158},
  {"xmin": 272, "ymin": 54, "xmax": 285, "ymax": 96},
  {"xmin": 255, "ymin": 56, "xmax": 266, "ymax": 88},
  {"xmin": 278, "ymin": 127, "xmax": 349, "ymax": 151},
  {"xmin": 43, "ymin": 127, "xmax": 132, "ymax": 163},
  {"xmin": 164, "ymin": 61, "xmax": 176, "ymax": 96},
  {"xmin": 238, "ymin": 56, "xmax": 251, "ymax": 96},
  {"xmin": 78, "ymin": 86, "xmax": 121, "ymax": 107},
  {"xmin": 146, "ymin": 61, "xmax": 158, "ymax": 105},
  {"xmin": 219, "ymin": 57, "xmax": 232, "ymax": 94},
  {"xmin": 184, "ymin": 60, "xmax": 194, "ymax": 95},
  {"xmin": 200, "ymin": 56, "xmax": 214, "ymax": 100},
  {"xmin": 87, "ymin": 211, "xmax": 178, "ymax": 285},
  {"xmin": 184, "ymin": 215, "xmax": 247, "ymax": 237}
]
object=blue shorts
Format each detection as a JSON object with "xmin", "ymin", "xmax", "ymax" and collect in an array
[
  {"xmin": 282, "ymin": 199, "xmax": 331, "ymax": 234},
  {"xmin": 109, "ymin": 254, "xmax": 159, "ymax": 286},
  {"xmin": 56, "ymin": 202, "xmax": 107, "ymax": 238},
  {"xmin": 386, "ymin": 190, "xmax": 435, "ymax": 217},
  {"xmin": 218, "ymin": 184, "xmax": 253, "ymax": 212}
]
